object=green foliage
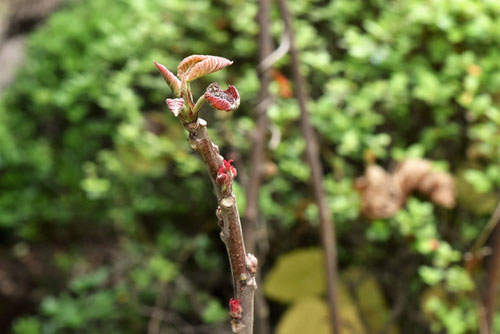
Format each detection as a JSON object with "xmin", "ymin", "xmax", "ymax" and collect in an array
[
  {"xmin": 423, "ymin": 292, "xmax": 478, "ymax": 334},
  {"xmin": 12, "ymin": 318, "xmax": 41, "ymax": 334},
  {"xmin": 201, "ymin": 299, "xmax": 228, "ymax": 324}
]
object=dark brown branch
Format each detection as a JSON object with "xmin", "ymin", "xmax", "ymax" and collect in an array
[
  {"xmin": 276, "ymin": 0, "xmax": 341, "ymax": 333},
  {"xmin": 242, "ymin": 1, "xmax": 273, "ymax": 333},
  {"xmin": 484, "ymin": 218, "xmax": 500, "ymax": 333},
  {"xmin": 243, "ymin": 0, "xmax": 272, "ymax": 255},
  {"xmin": 184, "ymin": 119, "xmax": 256, "ymax": 333}
]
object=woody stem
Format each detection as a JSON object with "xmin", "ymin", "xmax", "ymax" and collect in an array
[{"xmin": 183, "ymin": 118, "xmax": 256, "ymax": 333}]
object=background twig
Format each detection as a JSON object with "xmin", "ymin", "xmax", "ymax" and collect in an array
[
  {"xmin": 471, "ymin": 201, "xmax": 500, "ymax": 254},
  {"xmin": 147, "ymin": 285, "xmax": 168, "ymax": 334},
  {"xmin": 241, "ymin": 0, "xmax": 273, "ymax": 333},
  {"xmin": 243, "ymin": 0, "xmax": 272, "ymax": 257},
  {"xmin": 483, "ymin": 213, "xmax": 500, "ymax": 334},
  {"xmin": 276, "ymin": 0, "xmax": 341, "ymax": 333}
]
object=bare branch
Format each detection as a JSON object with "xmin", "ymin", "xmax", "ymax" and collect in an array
[
  {"xmin": 147, "ymin": 285, "xmax": 168, "ymax": 334},
  {"xmin": 483, "ymin": 215, "xmax": 500, "ymax": 334},
  {"xmin": 471, "ymin": 201, "xmax": 500, "ymax": 254},
  {"xmin": 243, "ymin": 0, "xmax": 272, "ymax": 257},
  {"xmin": 184, "ymin": 119, "xmax": 256, "ymax": 333},
  {"xmin": 242, "ymin": 0, "xmax": 273, "ymax": 333},
  {"xmin": 258, "ymin": 32, "xmax": 290, "ymax": 73},
  {"xmin": 276, "ymin": 0, "xmax": 342, "ymax": 333}
]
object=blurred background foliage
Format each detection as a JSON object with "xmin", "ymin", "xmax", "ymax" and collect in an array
[{"xmin": 1, "ymin": 0, "xmax": 500, "ymax": 333}]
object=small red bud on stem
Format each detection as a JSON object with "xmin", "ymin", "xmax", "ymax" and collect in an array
[{"xmin": 229, "ymin": 298, "xmax": 243, "ymax": 320}]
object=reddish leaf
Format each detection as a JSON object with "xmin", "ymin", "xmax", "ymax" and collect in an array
[
  {"xmin": 177, "ymin": 55, "xmax": 208, "ymax": 78},
  {"xmin": 154, "ymin": 61, "xmax": 181, "ymax": 96},
  {"xmin": 204, "ymin": 82, "xmax": 240, "ymax": 111},
  {"xmin": 177, "ymin": 55, "xmax": 233, "ymax": 81},
  {"xmin": 165, "ymin": 98, "xmax": 184, "ymax": 117},
  {"xmin": 272, "ymin": 69, "xmax": 293, "ymax": 98}
]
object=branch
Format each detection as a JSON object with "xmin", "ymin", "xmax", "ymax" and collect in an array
[
  {"xmin": 185, "ymin": 119, "xmax": 256, "ymax": 333},
  {"xmin": 242, "ymin": 0, "xmax": 273, "ymax": 333},
  {"xmin": 471, "ymin": 275, "xmax": 489, "ymax": 334},
  {"xmin": 276, "ymin": 1, "xmax": 342, "ymax": 333},
  {"xmin": 155, "ymin": 56, "xmax": 257, "ymax": 333},
  {"xmin": 471, "ymin": 201, "xmax": 500, "ymax": 254},
  {"xmin": 244, "ymin": 0, "xmax": 273, "ymax": 255},
  {"xmin": 483, "ymin": 218, "xmax": 500, "ymax": 334},
  {"xmin": 467, "ymin": 200, "xmax": 500, "ymax": 333},
  {"xmin": 147, "ymin": 284, "xmax": 168, "ymax": 334}
]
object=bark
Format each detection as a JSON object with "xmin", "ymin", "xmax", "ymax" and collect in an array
[
  {"xmin": 277, "ymin": 0, "xmax": 342, "ymax": 333},
  {"xmin": 184, "ymin": 119, "xmax": 256, "ymax": 333}
]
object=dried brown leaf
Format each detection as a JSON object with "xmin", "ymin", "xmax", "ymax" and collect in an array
[{"xmin": 357, "ymin": 159, "xmax": 455, "ymax": 219}]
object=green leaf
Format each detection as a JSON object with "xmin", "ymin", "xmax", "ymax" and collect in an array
[
  {"xmin": 276, "ymin": 298, "xmax": 332, "ymax": 334},
  {"xmin": 12, "ymin": 317, "xmax": 41, "ymax": 334},
  {"xmin": 419, "ymin": 266, "xmax": 444, "ymax": 286},
  {"xmin": 69, "ymin": 268, "xmax": 109, "ymax": 293},
  {"xmin": 445, "ymin": 266, "xmax": 473, "ymax": 292},
  {"xmin": 342, "ymin": 267, "xmax": 399, "ymax": 334},
  {"xmin": 365, "ymin": 220, "xmax": 392, "ymax": 242},
  {"xmin": 149, "ymin": 255, "xmax": 178, "ymax": 283},
  {"xmin": 201, "ymin": 299, "xmax": 228, "ymax": 324},
  {"xmin": 463, "ymin": 169, "xmax": 492, "ymax": 193},
  {"xmin": 264, "ymin": 248, "xmax": 325, "ymax": 303}
]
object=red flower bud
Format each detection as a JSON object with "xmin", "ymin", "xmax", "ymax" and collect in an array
[
  {"xmin": 204, "ymin": 83, "xmax": 240, "ymax": 111},
  {"xmin": 229, "ymin": 298, "xmax": 242, "ymax": 319},
  {"xmin": 217, "ymin": 159, "xmax": 237, "ymax": 190},
  {"xmin": 216, "ymin": 173, "xmax": 229, "ymax": 186}
]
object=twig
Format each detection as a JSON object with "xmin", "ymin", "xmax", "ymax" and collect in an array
[
  {"xmin": 471, "ymin": 275, "xmax": 489, "ymax": 334},
  {"xmin": 276, "ymin": 1, "xmax": 342, "ymax": 333},
  {"xmin": 468, "ymin": 200, "xmax": 500, "ymax": 333},
  {"xmin": 241, "ymin": 1, "xmax": 273, "ymax": 333},
  {"xmin": 154, "ymin": 56, "xmax": 257, "ymax": 333},
  {"xmin": 147, "ymin": 285, "xmax": 168, "ymax": 334},
  {"xmin": 471, "ymin": 201, "xmax": 500, "ymax": 254},
  {"xmin": 258, "ymin": 32, "xmax": 290, "ymax": 72},
  {"xmin": 185, "ymin": 119, "xmax": 256, "ymax": 333},
  {"xmin": 484, "ymin": 220, "xmax": 500, "ymax": 333},
  {"xmin": 243, "ymin": 0, "xmax": 273, "ymax": 256},
  {"xmin": 379, "ymin": 285, "xmax": 405, "ymax": 334}
]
